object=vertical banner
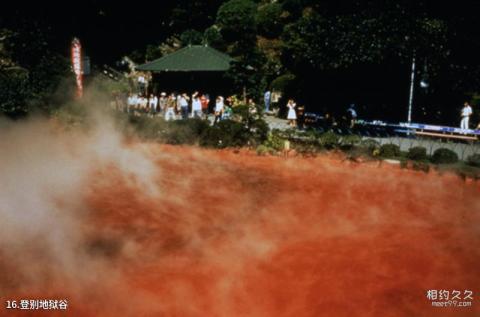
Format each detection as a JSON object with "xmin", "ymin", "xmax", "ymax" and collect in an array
[{"xmin": 71, "ymin": 38, "xmax": 83, "ymax": 98}]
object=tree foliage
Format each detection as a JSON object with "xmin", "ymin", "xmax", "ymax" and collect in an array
[
  {"xmin": 180, "ymin": 29, "xmax": 204, "ymax": 46},
  {"xmin": 256, "ymin": 2, "xmax": 284, "ymax": 38},
  {"xmin": 0, "ymin": 25, "xmax": 70, "ymax": 117},
  {"xmin": 216, "ymin": 0, "xmax": 258, "ymax": 44}
]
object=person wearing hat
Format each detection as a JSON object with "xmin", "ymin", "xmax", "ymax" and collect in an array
[{"xmin": 158, "ymin": 92, "xmax": 167, "ymax": 114}]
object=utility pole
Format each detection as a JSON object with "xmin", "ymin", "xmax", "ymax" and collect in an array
[{"xmin": 407, "ymin": 54, "xmax": 416, "ymax": 125}]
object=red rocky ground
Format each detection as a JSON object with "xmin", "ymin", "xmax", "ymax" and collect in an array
[{"xmin": 2, "ymin": 144, "xmax": 479, "ymax": 317}]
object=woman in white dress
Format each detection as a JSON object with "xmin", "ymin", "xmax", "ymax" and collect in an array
[
  {"xmin": 287, "ymin": 99, "xmax": 297, "ymax": 127},
  {"xmin": 214, "ymin": 96, "xmax": 224, "ymax": 125}
]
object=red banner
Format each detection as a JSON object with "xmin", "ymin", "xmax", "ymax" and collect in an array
[{"xmin": 71, "ymin": 38, "xmax": 83, "ymax": 98}]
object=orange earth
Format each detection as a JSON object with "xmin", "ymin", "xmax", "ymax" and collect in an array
[{"xmin": 1, "ymin": 144, "xmax": 479, "ymax": 317}]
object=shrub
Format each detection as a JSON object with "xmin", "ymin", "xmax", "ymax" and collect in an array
[
  {"xmin": 356, "ymin": 139, "xmax": 380, "ymax": 157},
  {"xmin": 319, "ymin": 131, "xmax": 340, "ymax": 149},
  {"xmin": 340, "ymin": 134, "xmax": 362, "ymax": 151},
  {"xmin": 412, "ymin": 161, "xmax": 430, "ymax": 173},
  {"xmin": 129, "ymin": 115, "xmax": 165, "ymax": 140},
  {"xmin": 163, "ymin": 119, "xmax": 210, "ymax": 145},
  {"xmin": 407, "ymin": 146, "xmax": 428, "ymax": 161},
  {"xmin": 256, "ymin": 144, "xmax": 277, "ymax": 156},
  {"xmin": 292, "ymin": 142, "xmax": 320, "ymax": 157},
  {"xmin": 264, "ymin": 132, "xmax": 285, "ymax": 152},
  {"xmin": 431, "ymin": 148, "xmax": 458, "ymax": 164},
  {"xmin": 303, "ymin": 128, "xmax": 322, "ymax": 140},
  {"xmin": 200, "ymin": 120, "xmax": 250, "ymax": 148},
  {"xmin": 466, "ymin": 154, "xmax": 480, "ymax": 167},
  {"xmin": 230, "ymin": 103, "xmax": 269, "ymax": 145},
  {"xmin": 379, "ymin": 144, "xmax": 401, "ymax": 158},
  {"xmin": 341, "ymin": 135, "xmax": 362, "ymax": 146},
  {"xmin": 249, "ymin": 118, "xmax": 269, "ymax": 145}
]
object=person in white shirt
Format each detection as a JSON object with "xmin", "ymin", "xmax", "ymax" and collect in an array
[
  {"xmin": 214, "ymin": 96, "xmax": 224, "ymax": 125},
  {"xmin": 140, "ymin": 96, "xmax": 148, "ymax": 113},
  {"xmin": 165, "ymin": 93, "xmax": 176, "ymax": 121},
  {"xmin": 137, "ymin": 75, "xmax": 146, "ymax": 94},
  {"xmin": 180, "ymin": 93, "xmax": 190, "ymax": 119},
  {"xmin": 148, "ymin": 94, "xmax": 158, "ymax": 115},
  {"xmin": 176, "ymin": 94, "xmax": 182, "ymax": 114},
  {"xmin": 264, "ymin": 90, "xmax": 271, "ymax": 113},
  {"xmin": 191, "ymin": 92, "xmax": 203, "ymax": 118},
  {"xmin": 127, "ymin": 93, "xmax": 138, "ymax": 113},
  {"xmin": 460, "ymin": 102, "xmax": 473, "ymax": 130}
]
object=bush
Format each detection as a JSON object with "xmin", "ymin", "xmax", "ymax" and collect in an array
[
  {"xmin": 200, "ymin": 120, "xmax": 250, "ymax": 148},
  {"xmin": 129, "ymin": 115, "xmax": 165, "ymax": 140},
  {"xmin": 412, "ymin": 161, "xmax": 430, "ymax": 173},
  {"xmin": 407, "ymin": 146, "xmax": 428, "ymax": 161},
  {"xmin": 358, "ymin": 139, "xmax": 380, "ymax": 156},
  {"xmin": 256, "ymin": 144, "xmax": 277, "ymax": 156},
  {"xmin": 292, "ymin": 142, "xmax": 320, "ymax": 157},
  {"xmin": 163, "ymin": 119, "xmax": 210, "ymax": 145},
  {"xmin": 249, "ymin": 118, "xmax": 269, "ymax": 145},
  {"xmin": 466, "ymin": 154, "xmax": 480, "ymax": 167},
  {"xmin": 263, "ymin": 132, "xmax": 285, "ymax": 152},
  {"xmin": 319, "ymin": 131, "xmax": 340, "ymax": 149},
  {"xmin": 340, "ymin": 134, "xmax": 362, "ymax": 151},
  {"xmin": 379, "ymin": 144, "xmax": 401, "ymax": 158},
  {"xmin": 431, "ymin": 148, "xmax": 458, "ymax": 164}
]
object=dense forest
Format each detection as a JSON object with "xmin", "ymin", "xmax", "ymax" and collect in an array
[{"xmin": 1, "ymin": 0, "xmax": 480, "ymax": 125}]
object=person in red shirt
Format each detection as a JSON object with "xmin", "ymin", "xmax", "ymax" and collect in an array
[{"xmin": 201, "ymin": 93, "xmax": 210, "ymax": 119}]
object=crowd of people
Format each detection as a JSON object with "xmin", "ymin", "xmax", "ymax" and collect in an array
[
  {"xmin": 121, "ymin": 92, "xmax": 257, "ymax": 125},
  {"xmin": 111, "ymin": 88, "xmax": 309, "ymax": 129}
]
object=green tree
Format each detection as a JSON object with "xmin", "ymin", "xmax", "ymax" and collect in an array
[
  {"xmin": 145, "ymin": 44, "xmax": 163, "ymax": 62},
  {"xmin": 0, "ymin": 25, "xmax": 70, "ymax": 117},
  {"xmin": 203, "ymin": 25, "xmax": 225, "ymax": 49},
  {"xmin": 180, "ymin": 29, "xmax": 204, "ymax": 46},
  {"xmin": 256, "ymin": 2, "xmax": 284, "ymax": 38},
  {"xmin": 281, "ymin": 3, "xmax": 449, "ymax": 72},
  {"xmin": 216, "ymin": 0, "xmax": 258, "ymax": 44},
  {"xmin": 216, "ymin": 0, "xmax": 265, "ymax": 99}
]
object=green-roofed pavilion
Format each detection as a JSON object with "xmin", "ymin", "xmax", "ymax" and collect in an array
[
  {"xmin": 136, "ymin": 45, "xmax": 233, "ymax": 72},
  {"xmin": 136, "ymin": 45, "xmax": 234, "ymax": 99}
]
